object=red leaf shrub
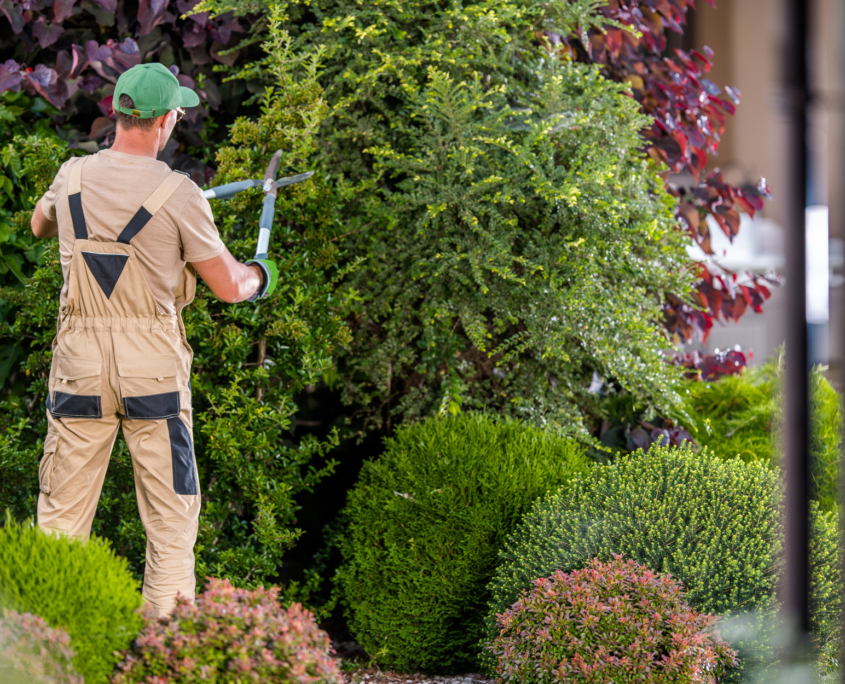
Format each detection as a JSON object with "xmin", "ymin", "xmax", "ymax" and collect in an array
[
  {"xmin": 487, "ymin": 556, "xmax": 738, "ymax": 684},
  {"xmin": 671, "ymin": 345, "xmax": 751, "ymax": 381},
  {"xmin": 112, "ymin": 579, "xmax": 344, "ymax": 684},
  {"xmin": 0, "ymin": 609, "xmax": 83, "ymax": 684},
  {"xmin": 544, "ymin": 0, "xmax": 774, "ymax": 345}
]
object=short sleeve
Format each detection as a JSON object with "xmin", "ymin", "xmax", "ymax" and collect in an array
[
  {"xmin": 39, "ymin": 158, "xmax": 75, "ymax": 222},
  {"xmin": 177, "ymin": 183, "xmax": 226, "ymax": 263}
]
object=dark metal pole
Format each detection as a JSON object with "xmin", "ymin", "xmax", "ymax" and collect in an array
[{"xmin": 781, "ymin": 0, "xmax": 812, "ymax": 664}]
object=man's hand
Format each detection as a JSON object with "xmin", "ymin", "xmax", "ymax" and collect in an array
[
  {"xmin": 244, "ymin": 258, "xmax": 278, "ymax": 301},
  {"xmin": 31, "ymin": 200, "xmax": 58, "ymax": 239},
  {"xmin": 192, "ymin": 248, "xmax": 264, "ymax": 303}
]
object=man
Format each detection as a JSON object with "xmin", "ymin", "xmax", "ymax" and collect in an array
[{"xmin": 30, "ymin": 62, "xmax": 277, "ymax": 617}]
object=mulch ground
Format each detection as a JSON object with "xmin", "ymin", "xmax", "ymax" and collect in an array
[
  {"xmin": 333, "ymin": 639, "xmax": 494, "ymax": 684},
  {"xmin": 346, "ymin": 669, "xmax": 494, "ymax": 684}
]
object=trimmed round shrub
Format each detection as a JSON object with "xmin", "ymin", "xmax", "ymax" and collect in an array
[
  {"xmin": 485, "ymin": 445, "xmax": 841, "ymax": 680},
  {"xmin": 0, "ymin": 609, "xmax": 82, "ymax": 684},
  {"xmin": 113, "ymin": 578, "xmax": 343, "ymax": 684},
  {"xmin": 488, "ymin": 556, "xmax": 738, "ymax": 684},
  {"xmin": 688, "ymin": 361, "xmax": 842, "ymax": 511},
  {"xmin": 487, "ymin": 445, "xmax": 780, "ymax": 620},
  {"xmin": 0, "ymin": 520, "xmax": 143, "ymax": 684},
  {"xmin": 335, "ymin": 412, "xmax": 591, "ymax": 672}
]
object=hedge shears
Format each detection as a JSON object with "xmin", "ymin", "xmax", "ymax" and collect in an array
[{"xmin": 201, "ymin": 150, "xmax": 313, "ymax": 299}]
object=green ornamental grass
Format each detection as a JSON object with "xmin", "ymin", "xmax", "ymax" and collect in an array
[
  {"xmin": 484, "ymin": 445, "xmax": 841, "ymax": 681},
  {"xmin": 0, "ymin": 519, "xmax": 143, "ymax": 684},
  {"xmin": 335, "ymin": 412, "xmax": 590, "ymax": 673}
]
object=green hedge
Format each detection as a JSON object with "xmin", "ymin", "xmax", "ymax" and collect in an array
[
  {"xmin": 335, "ymin": 412, "xmax": 590, "ymax": 672},
  {"xmin": 485, "ymin": 445, "xmax": 841, "ymax": 681},
  {"xmin": 688, "ymin": 361, "xmax": 842, "ymax": 510},
  {"xmin": 0, "ymin": 519, "xmax": 143, "ymax": 684}
]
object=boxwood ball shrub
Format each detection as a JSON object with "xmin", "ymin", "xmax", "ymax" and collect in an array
[
  {"xmin": 335, "ymin": 412, "xmax": 590, "ymax": 672},
  {"xmin": 484, "ymin": 445, "xmax": 841, "ymax": 681},
  {"xmin": 487, "ymin": 556, "xmax": 738, "ymax": 684},
  {"xmin": 0, "ymin": 520, "xmax": 143, "ymax": 684},
  {"xmin": 0, "ymin": 610, "xmax": 82, "ymax": 684},
  {"xmin": 113, "ymin": 578, "xmax": 343, "ymax": 684}
]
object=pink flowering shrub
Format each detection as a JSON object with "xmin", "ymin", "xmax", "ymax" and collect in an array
[
  {"xmin": 0, "ymin": 609, "xmax": 83, "ymax": 684},
  {"xmin": 112, "ymin": 579, "xmax": 344, "ymax": 684},
  {"xmin": 487, "ymin": 557, "xmax": 738, "ymax": 684}
]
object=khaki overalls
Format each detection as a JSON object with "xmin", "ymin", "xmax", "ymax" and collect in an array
[{"xmin": 37, "ymin": 156, "xmax": 201, "ymax": 617}]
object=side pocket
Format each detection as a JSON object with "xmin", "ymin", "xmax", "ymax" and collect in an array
[{"xmin": 39, "ymin": 430, "xmax": 59, "ymax": 495}]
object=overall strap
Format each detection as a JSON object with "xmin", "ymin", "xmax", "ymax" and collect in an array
[
  {"xmin": 117, "ymin": 170, "xmax": 189, "ymax": 244},
  {"xmin": 67, "ymin": 156, "xmax": 90, "ymax": 241}
]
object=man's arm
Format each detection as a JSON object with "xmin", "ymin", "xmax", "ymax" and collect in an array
[
  {"xmin": 192, "ymin": 248, "xmax": 264, "ymax": 303},
  {"xmin": 31, "ymin": 200, "xmax": 58, "ymax": 239}
]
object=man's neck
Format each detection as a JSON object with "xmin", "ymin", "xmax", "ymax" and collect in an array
[{"xmin": 109, "ymin": 128, "xmax": 161, "ymax": 159}]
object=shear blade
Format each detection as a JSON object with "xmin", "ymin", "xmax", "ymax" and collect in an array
[{"xmin": 274, "ymin": 171, "xmax": 315, "ymax": 189}]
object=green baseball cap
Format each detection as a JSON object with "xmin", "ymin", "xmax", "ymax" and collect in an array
[{"xmin": 113, "ymin": 63, "xmax": 200, "ymax": 120}]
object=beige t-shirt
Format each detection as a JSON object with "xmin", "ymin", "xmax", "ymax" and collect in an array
[{"xmin": 40, "ymin": 149, "xmax": 225, "ymax": 315}]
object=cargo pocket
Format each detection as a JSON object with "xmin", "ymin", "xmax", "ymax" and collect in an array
[
  {"xmin": 39, "ymin": 429, "xmax": 58, "ymax": 495},
  {"xmin": 118, "ymin": 357, "xmax": 180, "ymax": 420},
  {"xmin": 51, "ymin": 354, "xmax": 102, "ymax": 419}
]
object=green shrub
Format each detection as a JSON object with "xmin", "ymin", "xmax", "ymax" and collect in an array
[
  {"xmin": 688, "ymin": 360, "xmax": 843, "ymax": 510},
  {"xmin": 210, "ymin": 0, "xmax": 697, "ymax": 435},
  {"xmin": 0, "ymin": 519, "xmax": 143, "ymax": 684},
  {"xmin": 113, "ymin": 578, "xmax": 342, "ymax": 684},
  {"xmin": 335, "ymin": 412, "xmax": 590, "ymax": 672},
  {"xmin": 485, "ymin": 445, "xmax": 840, "ymax": 681},
  {"xmin": 0, "ymin": 609, "xmax": 82, "ymax": 684},
  {"xmin": 810, "ymin": 508, "xmax": 843, "ymax": 660},
  {"xmin": 487, "ymin": 556, "xmax": 738, "ymax": 684}
]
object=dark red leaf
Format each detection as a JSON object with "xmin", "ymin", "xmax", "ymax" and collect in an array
[
  {"xmin": 181, "ymin": 22, "xmax": 206, "ymax": 48},
  {"xmin": 89, "ymin": 115, "xmax": 115, "ymax": 138},
  {"xmin": 97, "ymin": 94, "xmax": 113, "ymax": 116},
  {"xmin": 78, "ymin": 75, "xmax": 102, "ymax": 94},
  {"xmin": 0, "ymin": 0, "xmax": 24, "ymax": 33},
  {"xmin": 0, "ymin": 60, "xmax": 23, "ymax": 94},
  {"xmin": 22, "ymin": 64, "xmax": 69, "ymax": 108},
  {"xmin": 69, "ymin": 43, "xmax": 89, "ymax": 78},
  {"xmin": 210, "ymin": 41, "xmax": 239, "ymax": 66},
  {"xmin": 137, "ymin": 0, "xmax": 168, "ymax": 35},
  {"xmin": 53, "ymin": 0, "xmax": 75, "ymax": 22},
  {"xmin": 176, "ymin": 73, "xmax": 194, "ymax": 89},
  {"xmin": 32, "ymin": 16, "xmax": 63, "ymax": 48}
]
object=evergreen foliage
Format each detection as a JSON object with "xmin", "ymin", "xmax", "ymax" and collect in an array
[
  {"xmin": 487, "ymin": 556, "xmax": 737, "ymax": 684},
  {"xmin": 484, "ymin": 445, "xmax": 841, "ymax": 681},
  {"xmin": 335, "ymin": 412, "xmax": 589, "ymax": 672},
  {"xmin": 211, "ymin": 0, "xmax": 695, "ymax": 435},
  {"xmin": 0, "ymin": 519, "xmax": 143, "ymax": 684},
  {"xmin": 687, "ymin": 360, "xmax": 842, "ymax": 510}
]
